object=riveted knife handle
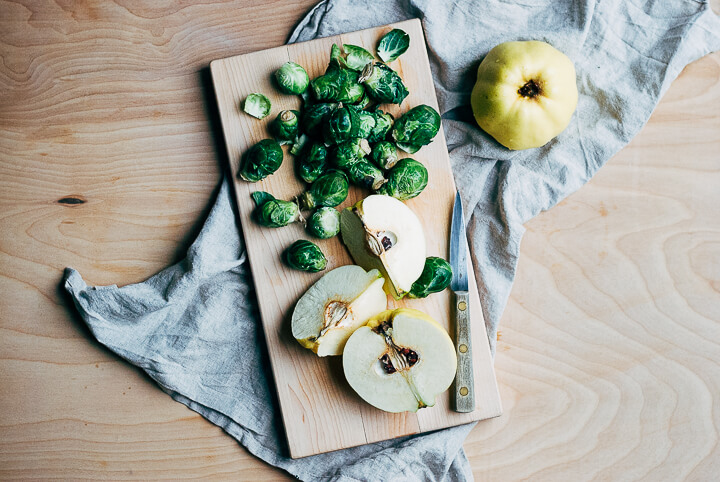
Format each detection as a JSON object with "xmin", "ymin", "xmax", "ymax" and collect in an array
[{"xmin": 453, "ymin": 291, "xmax": 475, "ymax": 412}]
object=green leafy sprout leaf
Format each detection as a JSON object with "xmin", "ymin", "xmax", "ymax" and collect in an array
[
  {"xmin": 343, "ymin": 44, "xmax": 375, "ymax": 71},
  {"xmin": 377, "ymin": 28, "xmax": 410, "ymax": 63}
]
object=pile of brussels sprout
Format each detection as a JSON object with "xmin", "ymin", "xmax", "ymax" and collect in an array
[{"xmin": 240, "ymin": 29, "xmax": 444, "ymax": 283}]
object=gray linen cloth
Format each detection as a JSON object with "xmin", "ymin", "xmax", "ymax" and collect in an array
[{"xmin": 64, "ymin": 1, "xmax": 720, "ymax": 480}]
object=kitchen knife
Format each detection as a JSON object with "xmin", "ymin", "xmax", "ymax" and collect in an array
[{"xmin": 450, "ymin": 191, "xmax": 475, "ymax": 412}]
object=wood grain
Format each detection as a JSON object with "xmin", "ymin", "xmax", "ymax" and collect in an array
[
  {"xmin": 210, "ymin": 19, "xmax": 501, "ymax": 458},
  {"xmin": 466, "ymin": 40, "xmax": 720, "ymax": 482},
  {"xmin": 1, "ymin": 0, "xmax": 718, "ymax": 479}
]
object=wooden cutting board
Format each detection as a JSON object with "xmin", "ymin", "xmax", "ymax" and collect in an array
[{"xmin": 210, "ymin": 18, "xmax": 502, "ymax": 458}]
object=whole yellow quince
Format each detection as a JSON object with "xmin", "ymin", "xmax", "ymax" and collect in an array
[{"xmin": 470, "ymin": 40, "xmax": 578, "ymax": 150}]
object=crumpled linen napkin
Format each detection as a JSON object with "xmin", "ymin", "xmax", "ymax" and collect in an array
[{"xmin": 64, "ymin": 1, "xmax": 720, "ymax": 480}]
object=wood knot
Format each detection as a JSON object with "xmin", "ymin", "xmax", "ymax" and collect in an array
[{"xmin": 57, "ymin": 196, "xmax": 86, "ymax": 206}]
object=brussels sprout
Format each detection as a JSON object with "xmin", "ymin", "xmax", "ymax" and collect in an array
[
  {"xmin": 302, "ymin": 102, "xmax": 337, "ymax": 138},
  {"xmin": 332, "ymin": 138, "xmax": 371, "ymax": 168},
  {"xmin": 310, "ymin": 61, "xmax": 364, "ymax": 104},
  {"xmin": 377, "ymin": 158, "xmax": 428, "ymax": 200},
  {"xmin": 347, "ymin": 161, "xmax": 387, "ymax": 191},
  {"xmin": 239, "ymin": 139, "xmax": 283, "ymax": 182},
  {"xmin": 270, "ymin": 110, "xmax": 300, "ymax": 145},
  {"xmin": 343, "ymin": 44, "xmax": 375, "ymax": 71},
  {"xmin": 299, "ymin": 89, "xmax": 312, "ymax": 109},
  {"xmin": 242, "ymin": 93, "xmax": 271, "ymax": 119},
  {"xmin": 358, "ymin": 63, "xmax": 409, "ymax": 105},
  {"xmin": 355, "ymin": 92, "xmax": 372, "ymax": 110},
  {"xmin": 323, "ymin": 103, "xmax": 361, "ymax": 145},
  {"xmin": 307, "ymin": 207, "xmax": 341, "ymax": 239},
  {"xmin": 377, "ymin": 28, "xmax": 410, "ymax": 63},
  {"xmin": 330, "ymin": 43, "xmax": 346, "ymax": 67},
  {"xmin": 297, "ymin": 170, "xmax": 349, "ymax": 210},
  {"xmin": 408, "ymin": 257, "xmax": 453, "ymax": 299},
  {"xmin": 250, "ymin": 190, "xmax": 275, "ymax": 206},
  {"xmin": 391, "ymin": 104, "xmax": 441, "ymax": 153},
  {"xmin": 356, "ymin": 109, "xmax": 377, "ymax": 139},
  {"xmin": 290, "ymin": 133, "xmax": 309, "ymax": 156},
  {"xmin": 284, "ymin": 240, "xmax": 327, "ymax": 272},
  {"xmin": 370, "ymin": 141, "xmax": 398, "ymax": 170},
  {"xmin": 251, "ymin": 191, "xmax": 302, "ymax": 228},
  {"xmin": 296, "ymin": 142, "xmax": 328, "ymax": 184},
  {"xmin": 274, "ymin": 62, "xmax": 310, "ymax": 95},
  {"xmin": 367, "ymin": 109, "xmax": 394, "ymax": 143}
]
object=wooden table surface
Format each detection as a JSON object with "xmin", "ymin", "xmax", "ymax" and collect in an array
[{"xmin": 1, "ymin": 1, "xmax": 718, "ymax": 480}]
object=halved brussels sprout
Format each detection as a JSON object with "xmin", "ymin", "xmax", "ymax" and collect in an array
[
  {"xmin": 358, "ymin": 63, "xmax": 408, "ymax": 105},
  {"xmin": 274, "ymin": 62, "xmax": 310, "ymax": 95},
  {"xmin": 367, "ymin": 109, "xmax": 394, "ymax": 143},
  {"xmin": 391, "ymin": 104, "xmax": 441, "ymax": 153},
  {"xmin": 296, "ymin": 142, "xmax": 328, "ymax": 184},
  {"xmin": 343, "ymin": 44, "xmax": 375, "ymax": 71},
  {"xmin": 377, "ymin": 28, "xmax": 410, "ymax": 63},
  {"xmin": 408, "ymin": 257, "xmax": 452, "ymax": 298},
  {"xmin": 310, "ymin": 61, "xmax": 364, "ymax": 104},
  {"xmin": 242, "ymin": 93, "xmax": 271, "ymax": 119},
  {"xmin": 332, "ymin": 138, "xmax": 371, "ymax": 168},
  {"xmin": 239, "ymin": 139, "xmax": 283, "ymax": 182},
  {"xmin": 251, "ymin": 191, "xmax": 302, "ymax": 228},
  {"xmin": 370, "ymin": 141, "xmax": 398, "ymax": 170},
  {"xmin": 285, "ymin": 240, "xmax": 327, "ymax": 272},
  {"xmin": 323, "ymin": 103, "xmax": 361, "ymax": 145},
  {"xmin": 307, "ymin": 207, "xmax": 341, "ymax": 239},
  {"xmin": 346, "ymin": 161, "xmax": 387, "ymax": 191},
  {"xmin": 270, "ymin": 110, "xmax": 300, "ymax": 145},
  {"xmin": 302, "ymin": 103, "xmax": 337, "ymax": 138},
  {"xmin": 356, "ymin": 109, "xmax": 377, "ymax": 139},
  {"xmin": 377, "ymin": 158, "xmax": 428, "ymax": 200},
  {"xmin": 297, "ymin": 170, "xmax": 349, "ymax": 210}
]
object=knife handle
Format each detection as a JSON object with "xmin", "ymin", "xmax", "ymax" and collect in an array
[{"xmin": 453, "ymin": 291, "xmax": 475, "ymax": 413}]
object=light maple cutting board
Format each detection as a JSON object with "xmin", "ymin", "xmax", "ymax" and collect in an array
[{"xmin": 210, "ymin": 18, "xmax": 502, "ymax": 458}]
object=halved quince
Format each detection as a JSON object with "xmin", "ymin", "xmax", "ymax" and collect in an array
[
  {"xmin": 291, "ymin": 265, "xmax": 387, "ymax": 357},
  {"xmin": 340, "ymin": 195, "xmax": 426, "ymax": 299},
  {"xmin": 343, "ymin": 308, "xmax": 457, "ymax": 413}
]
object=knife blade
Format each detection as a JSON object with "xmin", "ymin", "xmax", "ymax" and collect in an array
[{"xmin": 450, "ymin": 191, "xmax": 475, "ymax": 412}]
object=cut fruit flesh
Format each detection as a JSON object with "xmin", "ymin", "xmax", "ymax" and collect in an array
[
  {"xmin": 340, "ymin": 195, "xmax": 426, "ymax": 299},
  {"xmin": 343, "ymin": 308, "xmax": 457, "ymax": 412},
  {"xmin": 292, "ymin": 265, "xmax": 387, "ymax": 357}
]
